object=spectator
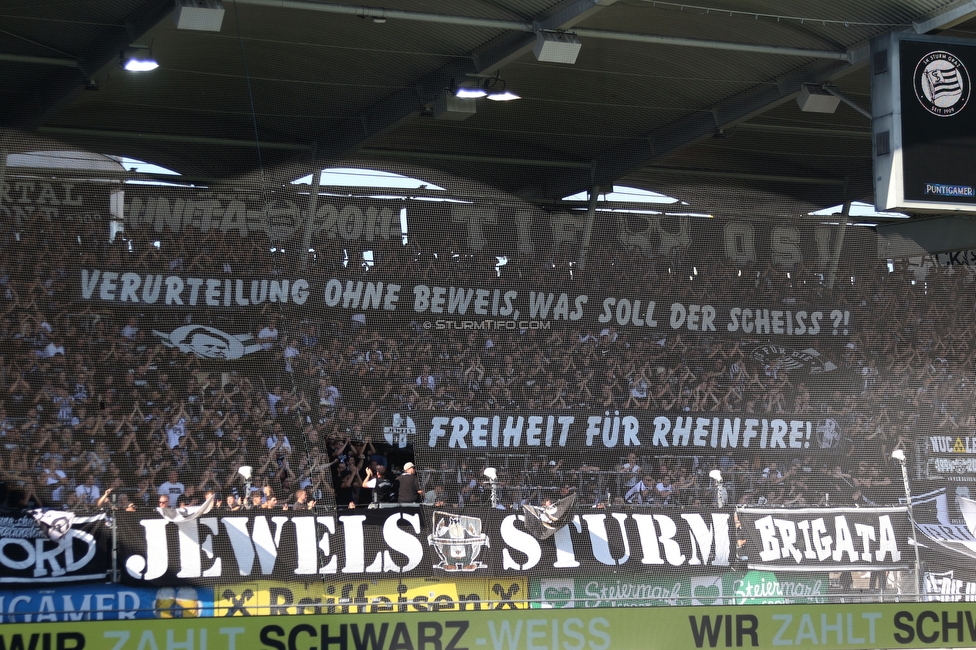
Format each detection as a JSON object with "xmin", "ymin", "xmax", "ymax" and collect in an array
[
  {"xmin": 74, "ymin": 473, "xmax": 100, "ymax": 505},
  {"xmin": 396, "ymin": 462, "xmax": 423, "ymax": 504},
  {"xmin": 157, "ymin": 470, "xmax": 186, "ymax": 500}
]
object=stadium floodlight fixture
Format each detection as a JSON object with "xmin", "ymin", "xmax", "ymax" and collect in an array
[
  {"xmin": 455, "ymin": 87, "xmax": 488, "ymax": 99},
  {"xmin": 458, "ymin": 74, "xmax": 521, "ymax": 102},
  {"xmin": 120, "ymin": 46, "xmax": 158, "ymax": 72},
  {"xmin": 486, "ymin": 90, "xmax": 520, "ymax": 101},
  {"xmin": 533, "ymin": 31, "xmax": 582, "ymax": 64}
]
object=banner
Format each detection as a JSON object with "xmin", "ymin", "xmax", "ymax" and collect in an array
[
  {"xmin": 75, "ymin": 268, "xmax": 853, "ymax": 337},
  {"xmin": 121, "ymin": 185, "xmax": 859, "ymax": 267},
  {"xmin": 924, "ymin": 567, "xmax": 976, "ymax": 603},
  {"xmin": 528, "ymin": 572, "xmax": 828, "ymax": 609},
  {"xmin": 413, "ymin": 412, "xmax": 843, "ymax": 455},
  {"xmin": 213, "ymin": 578, "xmax": 528, "ymax": 616},
  {"xmin": 913, "ymin": 488, "xmax": 976, "ymax": 560},
  {"xmin": 0, "ymin": 585, "xmax": 214, "ymax": 622},
  {"xmin": 0, "ymin": 180, "xmax": 108, "ymax": 226},
  {"xmin": 924, "ymin": 436, "xmax": 976, "ymax": 480},
  {"xmin": 0, "ymin": 513, "xmax": 110, "ymax": 584},
  {"xmin": 737, "ymin": 507, "xmax": 912, "ymax": 571},
  {"xmin": 10, "ymin": 602, "xmax": 976, "ymax": 649},
  {"xmin": 117, "ymin": 507, "xmax": 740, "ymax": 586}
]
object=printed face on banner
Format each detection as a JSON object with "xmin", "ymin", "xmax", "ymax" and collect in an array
[{"xmin": 153, "ymin": 325, "xmax": 263, "ymax": 360}]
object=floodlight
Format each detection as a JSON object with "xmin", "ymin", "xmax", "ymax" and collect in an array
[
  {"xmin": 455, "ymin": 87, "xmax": 488, "ymax": 99},
  {"xmin": 175, "ymin": 0, "xmax": 225, "ymax": 32},
  {"xmin": 120, "ymin": 47, "xmax": 158, "ymax": 72},
  {"xmin": 797, "ymin": 83, "xmax": 840, "ymax": 114},
  {"xmin": 533, "ymin": 31, "xmax": 582, "ymax": 64},
  {"xmin": 486, "ymin": 90, "xmax": 520, "ymax": 102}
]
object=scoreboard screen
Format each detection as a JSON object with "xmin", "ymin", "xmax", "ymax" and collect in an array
[{"xmin": 873, "ymin": 33, "xmax": 976, "ymax": 213}]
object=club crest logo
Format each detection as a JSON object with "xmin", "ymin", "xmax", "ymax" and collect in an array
[
  {"xmin": 427, "ymin": 511, "xmax": 489, "ymax": 572},
  {"xmin": 383, "ymin": 413, "xmax": 416, "ymax": 448},
  {"xmin": 914, "ymin": 50, "xmax": 970, "ymax": 116}
]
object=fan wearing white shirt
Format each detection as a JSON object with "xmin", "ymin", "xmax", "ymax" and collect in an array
[
  {"xmin": 74, "ymin": 474, "xmax": 100, "ymax": 505},
  {"xmin": 157, "ymin": 470, "xmax": 186, "ymax": 499},
  {"xmin": 258, "ymin": 320, "xmax": 279, "ymax": 350}
]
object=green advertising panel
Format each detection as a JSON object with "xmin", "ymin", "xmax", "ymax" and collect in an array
[
  {"xmin": 5, "ymin": 602, "xmax": 976, "ymax": 650},
  {"xmin": 528, "ymin": 572, "xmax": 828, "ymax": 608}
]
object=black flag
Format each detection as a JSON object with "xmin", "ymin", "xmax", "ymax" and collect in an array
[{"xmin": 522, "ymin": 494, "xmax": 577, "ymax": 540}]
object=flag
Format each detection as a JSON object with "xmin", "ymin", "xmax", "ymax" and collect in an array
[
  {"xmin": 522, "ymin": 494, "xmax": 577, "ymax": 540},
  {"xmin": 157, "ymin": 494, "xmax": 216, "ymax": 523}
]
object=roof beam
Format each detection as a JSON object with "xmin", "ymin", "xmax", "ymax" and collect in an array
[
  {"xmin": 0, "ymin": 0, "xmax": 173, "ymax": 130},
  {"xmin": 232, "ymin": 0, "xmax": 851, "ymax": 62},
  {"xmin": 37, "ymin": 126, "xmax": 313, "ymax": 151},
  {"xmin": 293, "ymin": 0, "xmax": 619, "ymax": 159},
  {"xmin": 0, "ymin": 53, "xmax": 79, "ymax": 68},
  {"xmin": 913, "ymin": 0, "xmax": 976, "ymax": 34},
  {"xmin": 528, "ymin": 1, "xmax": 976, "ymax": 201},
  {"xmin": 524, "ymin": 58, "xmax": 853, "ymax": 200}
]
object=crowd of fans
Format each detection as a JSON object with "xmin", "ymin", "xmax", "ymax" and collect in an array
[{"xmin": 0, "ymin": 204, "xmax": 970, "ymax": 515}]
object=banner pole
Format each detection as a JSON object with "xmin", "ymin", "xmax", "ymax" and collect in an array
[{"xmin": 110, "ymin": 502, "xmax": 118, "ymax": 583}]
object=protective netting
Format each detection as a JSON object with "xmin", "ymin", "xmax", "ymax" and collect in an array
[{"xmin": 0, "ymin": 147, "xmax": 972, "ymax": 619}]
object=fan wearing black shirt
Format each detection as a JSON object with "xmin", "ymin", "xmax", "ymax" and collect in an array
[
  {"xmin": 364, "ymin": 464, "xmax": 396, "ymax": 507},
  {"xmin": 396, "ymin": 462, "xmax": 424, "ymax": 504}
]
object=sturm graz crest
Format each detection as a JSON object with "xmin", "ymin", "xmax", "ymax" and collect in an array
[
  {"xmin": 914, "ymin": 50, "xmax": 971, "ymax": 117},
  {"xmin": 427, "ymin": 511, "xmax": 489, "ymax": 572}
]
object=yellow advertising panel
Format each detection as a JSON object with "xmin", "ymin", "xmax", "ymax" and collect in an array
[
  {"xmin": 214, "ymin": 577, "xmax": 528, "ymax": 616},
  {"xmin": 8, "ymin": 602, "xmax": 976, "ymax": 650}
]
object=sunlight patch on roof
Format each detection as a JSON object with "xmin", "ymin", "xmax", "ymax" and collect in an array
[
  {"xmin": 6, "ymin": 151, "xmax": 181, "ymax": 177},
  {"xmin": 809, "ymin": 201, "xmax": 908, "ymax": 219},
  {"xmin": 111, "ymin": 156, "xmax": 180, "ymax": 175},
  {"xmin": 293, "ymin": 167, "xmax": 445, "ymax": 191},
  {"xmin": 7, "ymin": 150, "xmax": 126, "ymax": 172},
  {"xmin": 562, "ymin": 185, "xmax": 679, "ymax": 204}
]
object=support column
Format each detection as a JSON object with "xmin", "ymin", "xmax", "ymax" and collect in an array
[
  {"xmin": 825, "ymin": 201, "xmax": 849, "ymax": 289},
  {"xmin": 577, "ymin": 185, "xmax": 600, "ymax": 270},
  {"xmin": 299, "ymin": 160, "xmax": 322, "ymax": 270}
]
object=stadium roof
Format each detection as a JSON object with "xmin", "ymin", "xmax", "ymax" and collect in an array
[{"xmin": 2, "ymin": 0, "xmax": 975, "ymax": 219}]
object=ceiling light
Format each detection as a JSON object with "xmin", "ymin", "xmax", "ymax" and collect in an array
[
  {"xmin": 533, "ymin": 31, "xmax": 582, "ymax": 64},
  {"xmin": 487, "ymin": 90, "xmax": 520, "ymax": 101},
  {"xmin": 797, "ymin": 83, "xmax": 839, "ymax": 114},
  {"xmin": 120, "ymin": 47, "xmax": 158, "ymax": 72},
  {"xmin": 434, "ymin": 94, "xmax": 476, "ymax": 120},
  {"xmin": 174, "ymin": 0, "xmax": 225, "ymax": 32},
  {"xmin": 455, "ymin": 87, "xmax": 487, "ymax": 99}
]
